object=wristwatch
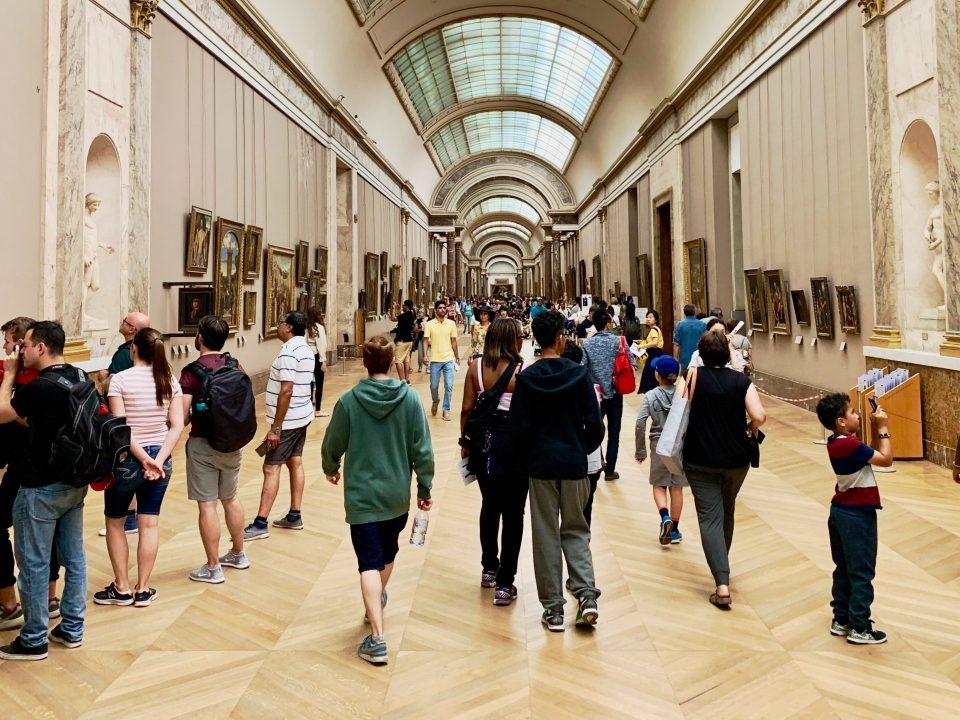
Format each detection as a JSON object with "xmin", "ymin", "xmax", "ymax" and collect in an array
[
  {"xmin": 878, "ymin": 432, "xmax": 891, "ymax": 439},
  {"xmin": 270, "ymin": 425, "xmax": 282, "ymax": 434}
]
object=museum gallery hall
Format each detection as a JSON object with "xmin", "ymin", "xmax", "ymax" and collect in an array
[{"xmin": 1, "ymin": 0, "xmax": 959, "ymax": 718}]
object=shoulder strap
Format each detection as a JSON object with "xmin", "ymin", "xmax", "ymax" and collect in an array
[
  {"xmin": 475, "ymin": 358, "xmax": 484, "ymax": 392},
  {"xmin": 681, "ymin": 367, "xmax": 698, "ymax": 405},
  {"xmin": 490, "ymin": 363, "xmax": 516, "ymax": 395},
  {"xmin": 186, "ymin": 359, "xmax": 209, "ymax": 380}
]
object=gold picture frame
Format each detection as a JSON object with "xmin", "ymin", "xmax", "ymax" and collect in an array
[
  {"xmin": 213, "ymin": 218, "xmax": 244, "ymax": 331},
  {"xmin": 364, "ymin": 253, "xmax": 379, "ymax": 320},
  {"xmin": 764, "ymin": 269, "xmax": 791, "ymax": 335},
  {"xmin": 243, "ymin": 225, "xmax": 263, "ymax": 281},
  {"xmin": 296, "ymin": 241, "xmax": 309, "ymax": 284},
  {"xmin": 307, "ymin": 270, "xmax": 323, "ymax": 311},
  {"xmin": 683, "ymin": 238, "xmax": 708, "ymax": 314},
  {"xmin": 744, "ymin": 268, "xmax": 767, "ymax": 332},
  {"xmin": 811, "ymin": 277, "xmax": 834, "ymax": 338},
  {"xmin": 836, "ymin": 285, "xmax": 860, "ymax": 334},
  {"xmin": 185, "ymin": 206, "xmax": 212, "ymax": 275},
  {"xmin": 315, "ymin": 245, "xmax": 328, "ymax": 284},
  {"xmin": 263, "ymin": 245, "xmax": 295, "ymax": 339},
  {"xmin": 243, "ymin": 291, "xmax": 256, "ymax": 328}
]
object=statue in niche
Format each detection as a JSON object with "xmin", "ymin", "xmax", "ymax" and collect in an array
[
  {"xmin": 923, "ymin": 180, "xmax": 946, "ymax": 310},
  {"xmin": 83, "ymin": 192, "xmax": 114, "ymax": 330}
]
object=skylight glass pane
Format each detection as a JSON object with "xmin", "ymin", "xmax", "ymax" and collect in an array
[
  {"xmin": 390, "ymin": 16, "xmax": 613, "ymax": 127},
  {"xmin": 429, "ymin": 110, "xmax": 576, "ymax": 170},
  {"xmin": 462, "ymin": 196, "xmax": 541, "ymax": 225},
  {"xmin": 473, "ymin": 226, "xmax": 531, "ymax": 244}
]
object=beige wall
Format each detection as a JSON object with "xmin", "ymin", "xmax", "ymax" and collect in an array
[
  {"xmin": 0, "ymin": 0, "xmax": 45, "ymax": 322},
  {"xmin": 738, "ymin": 2, "xmax": 872, "ymax": 389},
  {"xmin": 579, "ymin": 218, "xmax": 601, "ymax": 297},
  {"xmin": 605, "ymin": 190, "xmax": 631, "ymax": 296}
]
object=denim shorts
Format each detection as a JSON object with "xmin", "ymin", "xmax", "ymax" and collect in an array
[
  {"xmin": 104, "ymin": 445, "xmax": 171, "ymax": 518},
  {"xmin": 349, "ymin": 514, "xmax": 409, "ymax": 573}
]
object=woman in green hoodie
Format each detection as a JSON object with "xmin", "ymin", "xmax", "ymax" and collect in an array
[{"xmin": 321, "ymin": 336, "xmax": 434, "ymax": 665}]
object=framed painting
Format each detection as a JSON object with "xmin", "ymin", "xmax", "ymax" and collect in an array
[
  {"xmin": 790, "ymin": 289, "xmax": 811, "ymax": 326},
  {"xmin": 380, "ymin": 252, "xmax": 388, "ymax": 280},
  {"xmin": 614, "ymin": 281, "xmax": 622, "ymax": 300},
  {"xmin": 636, "ymin": 254, "xmax": 651, "ymax": 309},
  {"xmin": 744, "ymin": 268, "xmax": 767, "ymax": 332},
  {"xmin": 243, "ymin": 225, "xmax": 263, "ymax": 281},
  {"xmin": 365, "ymin": 253, "xmax": 379, "ymax": 320},
  {"xmin": 317, "ymin": 290, "xmax": 327, "ymax": 316},
  {"xmin": 307, "ymin": 270, "xmax": 323, "ymax": 311},
  {"xmin": 296, "ymin": 241, "xmax": 309, "ymax": 284},
  {"xmin": 810, "ymin": 277, "xmax": 834, "ymax": 338},
  {"xmin": 214, "ymin": 218, "xmax": 244, "ymax": 330},
  {"xmin": 243, "ymin": 291, "xmax": 256, "ymax": 328},
  {"xmin": 185, "ymin": 206, "xmax": 213, "ymax": 275},
  {"xmin": 315, "ymin": 245, "xmax": 328, "ymax": 284},
  {"xmin": 178, "ymin": 286, "xmax": 213, "ymax": 332},
  {"xmin": 263, "ymin": 244, "xmax": 295, "ymax": 339},
  {"xmin": 836, "ymin": 285, "xmax": 860, "ymax": 334},
  {"xmin": 297, "ymin": 291, "xmax": 308, "ymax": 313},
  {"xmin": 683, "ymin": 238, "xmax": 708, "ymax": 314},
  {"xmin": 389, "ymin": 265, "xmax": 402, "ymax": 319},
  {"xmin": 592, "ymin": 255, "xmax": 602, "ymax": 301},
  {"xmin": 764, "ymin": 269, "xmax": 790, "ymax": 335}
]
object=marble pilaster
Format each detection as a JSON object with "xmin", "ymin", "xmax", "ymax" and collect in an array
[
  {"xmin": 542, "ymin": 236, "xmax": 554, "ymax": 300},
  {"xmin": 445, "ymin": 233, "xmax": 456, "ymax": 297},
  {"xmin": 454, "ymin": 239, "xmax": 463, "ymax": 295},
  {"xmin": 56, "ymin": 0, "xmax": 87, "ymax": 338}
]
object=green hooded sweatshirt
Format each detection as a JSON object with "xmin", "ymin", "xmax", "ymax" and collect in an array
[{"xmin": 321, "ymin": 378, "xmax": 434, "ymax": 524}]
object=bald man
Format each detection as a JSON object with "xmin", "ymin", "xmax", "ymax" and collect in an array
[{"xmin": 107, "ymin": 311, "xmax": 149, "ymax": 375}]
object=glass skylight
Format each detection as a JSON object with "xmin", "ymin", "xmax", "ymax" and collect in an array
[
  {"xmin": 472, "ymin": 220, "xmax": 532, "ymax": 237},
  {"xmin": 429, "ymin": 111, "xmax": 576, "ymax": 170},
  {"xmin": 463, "ymin": 197, "xmax": 541, "ymax": 225},
  {"xmin": 391, "ymin": 17, "xmax": 613, "ymax": 127},
  {"xmin": 473, "ymin": 226, "xmax": 531, "ymax": 245}
]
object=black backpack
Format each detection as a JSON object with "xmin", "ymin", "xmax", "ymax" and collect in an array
[
  {"xmin": 462, "ymin": 363, "xmax": 516, "ymax": 474},
  {"xmin": 186, "ymin": 354, "xmax": 257, "ymax": 453},
  {"xmin": 43, "ymin": 368, "xmax": 132, "ymax": 488}
]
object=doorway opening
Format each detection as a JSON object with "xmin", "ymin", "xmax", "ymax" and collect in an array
[{"xmin": 655, "ymin": 196, "xmax": 675, "ymax": 341}]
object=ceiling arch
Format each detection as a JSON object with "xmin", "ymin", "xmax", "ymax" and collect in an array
[
  {"xmin": 462, "ymin": 196, "xmax": 543, "ymax": 225},
  {"xmin": 432, "ymin": 151, "xmax": 575, "ymax": 208},
  {"xmin": 455, "ymin": 176, "xmax": 552, "ymax": 214},
  {"xmin": 471, "ymin": 234, "xmax": 530, "ymax": 260}
]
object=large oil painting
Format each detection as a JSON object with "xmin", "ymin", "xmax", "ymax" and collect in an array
[
  {"xmin": 763, "ymin": 269, "xmax": 790, "ymax": 335},
  {"xmin": 214, "ymin": 218, "xmax": 244, "ymax": 330},
  {"xmin": 243, "ymin": 225, "xmax": 263, "ymax": 280},
  {"xmin": 365, "ymin": 252, "xmax": 379, "ymax": 320},
  {"xmin": 810, "ymin": 277, "xmax": 834, "ymax": 338},
  {"xmin": 264, "ymin": 245, "xmax": 295, "ymax": 339},
  {"xmin": 185, "ymin": 206, "xmax": 212, "ymax": 275},
  {"xmin": 744, "ymin": 268, "xmax": 767, "ymax": 332},
  {"xmin": 683, "ymin": 238, "xmax": 708, "ymax": 314}
]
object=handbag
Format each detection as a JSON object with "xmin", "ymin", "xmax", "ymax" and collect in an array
[
  {"xmin": 655, "ymin": 367, "xmax": 697, "ymax": 476},
  {"xmin": 748, "ymin": 429, "xmax": 765, "ymax": 468},
  {"xmin": 613, "ymin": 336, "xmax": 636, "ymax": 395}
]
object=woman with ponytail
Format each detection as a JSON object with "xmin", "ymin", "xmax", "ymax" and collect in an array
[{"xmin": 98, "ymin": 328, "xmax": 184, "ymax": 608}]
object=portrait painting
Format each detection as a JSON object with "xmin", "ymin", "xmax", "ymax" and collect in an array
[
  {"xmin": 836, "ymin": 285, "xmax": 860, "ymax": 334},
  {"xmin": 317, "ymin": 291, "xmax": 327, "ymax": 316},
  {"xmin": 810, "ymin": 277, "xmax": 834, "ymax": 338},
  {"xmin": 315, "ymin": 245, "xmax": 328, "ymax": 284},
  {"xmin": 243, "ymin": 291, "xmax": 256, "ymax": 328},
  {"xmin": 185, "ymin": 206, "xmax": 213, "ymax": 275},
  {"xmin": 263, "ymin": 244, "xmax": 295, "ymax": 339},
  {"xmin": 380, "ymin": 252, "xmax": 388, "ymax": 280},
  {"xmin": 683, "ymin": 238, "xmax": 709, "ymax": 314},
  {"xmin": 365, "ymin": 252, "xmax": 379, "ymax": 319},
  {"xmin": 243, "ymin": 225, "xmax": 263, "ymax": 281},
  {"xmin": 307, "ymin": 270, "xmax": 323, "ymax": 311},
  {"xmin": 763, "ymin": 269, "xmax": 790, "ymax": 335},
  {"xmin": 636, "ymin": 254, "xmax": 651, "ymax": 309},
  {"xmin": 791, "ymin": 289, "xmax": 811, "ymax": 326},
  {"xmin": 178, "ymin": 287, "xmax": 213, "ymax": 332},
  {"xmin": 214, "ymin": 218, "xmax": 244, "ymax": 330},
  {"xmin": 296, "ymin": 241, "xmax": 309, "ymax": 284},
  {"xmin": 744, "ymin": 268, "xmax": 767, "ymax": 332},
  {"xmin": 592, "ymin": 255, "xmax": 603, "ymax": 300},
  {"xmin": 389, "ymin": 265, "xmax": 402, "ymax": 320}
]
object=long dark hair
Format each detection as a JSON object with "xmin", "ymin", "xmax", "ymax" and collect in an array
[
  {"xmin": 482, "ymin": 318, "xmax": 523, "ymax": 369},
  {"xmin": 132, "ymin": 328, "xmax": 173, "ymax": 406},
  {"xmin": 306, "ymin": 307, "xmax": 323, "ymax": 339}
]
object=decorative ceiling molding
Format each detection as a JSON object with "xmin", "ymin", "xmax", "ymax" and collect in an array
[
  {"xmin": 421, "ymin": 97, "xmax": 584, "ymax": 141},
  {"xmin": 457, "ymin": 184, "xmax": 551, "ymax": 224},
  {"xmin": 431, "ymin": 151, "xmax": 575, "ymax": 207},
  {"xmin": 455, "ymin": 176, "xmax": 551, "ymax": 213}
]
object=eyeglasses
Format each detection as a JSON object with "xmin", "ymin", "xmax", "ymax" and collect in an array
[{"xmin": 121, "ymin": 318, "xmax": 135, "ymax": 329}]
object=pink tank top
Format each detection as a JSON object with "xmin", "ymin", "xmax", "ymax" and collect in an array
[{"xmin": 475, "ymin": 359, "xmax": 520, "ymax": 411}]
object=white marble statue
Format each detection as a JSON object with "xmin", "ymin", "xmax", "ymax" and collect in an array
[
  {"xmin": 923, "ymin": 180, "xmax": 946, "ymax": 310},
  {"xmin": 83, "ymin": 192, "xmax": 114, "ymax": 329}
]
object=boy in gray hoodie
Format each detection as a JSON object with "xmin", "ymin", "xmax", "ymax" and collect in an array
[{"xmin": 635, "ymin": 355, "xmax": 687, "ymax": 545}]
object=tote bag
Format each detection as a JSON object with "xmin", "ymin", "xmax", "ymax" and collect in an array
[{"xmin": 655, "ymin": 368, "xmax": 697, "ymax": 476}]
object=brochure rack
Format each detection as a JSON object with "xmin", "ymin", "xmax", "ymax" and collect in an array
[{"xmin": 848, "ymin": 368, "xmax": 923, "ymax": 460}]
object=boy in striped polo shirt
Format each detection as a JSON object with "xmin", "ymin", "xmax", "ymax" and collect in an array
[{"xmin": 816, "ymin": 392, "xmax": 893, "ymax": 645}]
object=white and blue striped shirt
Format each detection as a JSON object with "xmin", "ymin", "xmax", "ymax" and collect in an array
[{"xmin": 266, "ymin": 335, "xmax": 315, "ymax": 430}]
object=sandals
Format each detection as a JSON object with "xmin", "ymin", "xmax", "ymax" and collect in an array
[{"xmin": 709, "ymin": 592, "xmax": 732, "ymax": 610}]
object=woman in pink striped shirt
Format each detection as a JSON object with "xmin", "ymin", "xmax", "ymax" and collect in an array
[{"xmin": 98, "ymin": 328, "xmax": 184, "ymax": 608}]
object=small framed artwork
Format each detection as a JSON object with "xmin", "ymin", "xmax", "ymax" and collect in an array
[
  {"xmin": 243, "ymin": 225, "xmax": 263, "ymax": 280},
  {"xmin": 307, "ymin": 270, "xmax": 323, "ymax": 311},
  {"xmin": 185, "ymin": 206, "xmax": 213, "ymax": 275},
  {"xmin": 263, "ymin": 244, "xmax": 295, "ymax": 339},
  {"xmin": 592, "ymin": 255, "xmax": 602, "ymax": 300},
  {"xmin": 214, "ymin": 218, "xmax": 244, "ymax": 330},
  {"xmin": 683, "ymin": 238, "xmax": 709, "ymax": 313},
  {"xmin": 365, "ymin": 252, "xmax": 379, "ymax": 320},
  {"xmin": 178, "ymin": 287, "xmax": 213, "ymax": 332},
  {"xmin": 614, "ymin": 281, "xmax": 622, "ymax": 300},
  {"xmin": 790, "ymin": 289, "xmax": 811, "ymax": 326},
  {"xmin": 297, "ymin": 291, "xmax": 308, "ymax": 313},
  {"xmin": 315, "ymin": 245, "xmax": 328, "ymax": 284},
  {"xmin": 836, "ymin": 285, "xmax": 860, "ymax": 334},
  {"xmin": 636, "ymin": 254, "xmax": 651, "ymax": 309},
  {"xmin": 243, "ymin": 291, "xmax": 256, "ymax": 328},
  {"xmin": 296, "ymin": 241, "xmax": 309, "ymax": 284},
  {"xmin": 810, "ymin": 277, "xmax": 834, "ymax": 338},
  {"xmin": 744, "ymin": 268, "xmax": 768, "ymax": 332},
  {"xmin": 380, "ymin": 251, "xmax": 388, "ymax": 280},
  {"xmin": 763, "ymin": 269, "xmax": 790, "ymax": 335}
]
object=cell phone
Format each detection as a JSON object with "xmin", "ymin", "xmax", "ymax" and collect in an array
[
  {"xmin": 254, "ymin": 438, "xmax": 269, "ymax": 457},
  {"xmin": 732, "ymin": 320, "xmax": 745, "ymax": 335},
  {"xmin": 868, "ymin": 397, "xmax": 878, "ymax": 412}
]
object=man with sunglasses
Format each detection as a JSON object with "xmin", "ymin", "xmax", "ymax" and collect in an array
[{"xmin": 423, "ymin": 300, "xmax": 460, "ymax": 421}]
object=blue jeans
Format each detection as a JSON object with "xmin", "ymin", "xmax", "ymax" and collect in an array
[
  {"xmin": 13, "ymin": 483, "xmax": 87, "ymax": 647},
  {"xmin": 429, "ymin": 361, "xmax": 456, "ymax": 412},
  {"xmin": 828, "ymin": 505, "xmax": 877, "ymax": 631}
]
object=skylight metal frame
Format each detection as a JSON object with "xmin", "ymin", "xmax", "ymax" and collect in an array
[{"xmin": 462, "ymin": 196, "xmax": 542, "ymax": 225}]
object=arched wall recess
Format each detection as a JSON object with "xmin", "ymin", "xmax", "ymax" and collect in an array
[{"xmin": 83, "ymin": 134, "xmax": 124, "ymax": 338}]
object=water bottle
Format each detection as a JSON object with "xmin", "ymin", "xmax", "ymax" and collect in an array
[{"xmin": 409, "ymin": 509, "xmax": 429, "ymax": 546}]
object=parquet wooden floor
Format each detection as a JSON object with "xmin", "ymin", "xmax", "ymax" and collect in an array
[{"xmin": 2, "ymin": 339, "xmax": 959, "ymax": 719}]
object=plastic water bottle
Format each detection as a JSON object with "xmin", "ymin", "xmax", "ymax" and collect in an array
[{"xmin": 409, "ymin": 510, "xmax": 429, "ymax": 546}]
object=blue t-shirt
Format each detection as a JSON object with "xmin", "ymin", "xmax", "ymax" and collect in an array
[{"xmin": 673, "ymin": 317, "xmax": 705, "ymax": 367}]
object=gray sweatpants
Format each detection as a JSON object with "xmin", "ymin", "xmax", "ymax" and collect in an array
[
  {"xmin": 685, "ymin": 463, "xmax": 749, "ymax": 586},
  {"xmin": 529, "ymin": 477, "xmax": 599, "ymax": 612}
]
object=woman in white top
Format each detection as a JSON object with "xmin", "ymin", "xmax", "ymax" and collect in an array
[
  {"xmin": 687, "ymin": 319, "xmax": 745, "ymax": 372},
  {"xmin": 307, "ymin": 308, "xmax": 328, "ymax": 417},
  {"xmin": 459, "ymin": 319, "xmax": 525, "ymax": 606},
  {"xmin": 99, "ymin": 328, "xmax": 184, "ymax": 608}
]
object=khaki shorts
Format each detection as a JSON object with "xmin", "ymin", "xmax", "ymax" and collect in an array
[
  {"xmin": 394, "ymin": 341, "xmax": 413, "ymax": 363},
  {"xmin": 186, "ymin": 436, "xmax": 242, "ymax": 502}
]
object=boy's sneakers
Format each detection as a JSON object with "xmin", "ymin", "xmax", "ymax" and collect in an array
[
  {"xmin": 49, "ymin": 625, "xmax": 82, "ymax": 648},
  {"xmin": 243, "ymin": 522, "xmax": 269, "ymax": 541},
  {"xmin": 847, "ymin": 626, "xmax": 887, "ymax": 645},
  {"xmin": 493, "ymin": 585, "xmax": 518, "ymax": 606},
  {"xmin": 272, "ymin": 514, "xmax": 304, "ymax": 530},
  {"xmin": 0, "ymin": 637, "xmax": 48, "ymax": 661},
  {"xmin": 219, "ymin": 550, "xmax": 250, "ymax": 569},
  {"xmin": 0, "ymin": 604, "xmax": 24, "ymax": 631},
  {"xmin": 48, "ymin": 597, "xmax": 61, "ymax": 619},
  {"xmin": 134, "ymin": 588, "xmax": 158, "ymax": 608},
  {"xmin": 357, "ymin": 634, "xmax": 388, "ymax": 665},
  {"xmin": 189, "ymin": 564, "xmax": 225, "ymax": 584},
  {"xmin": 830, "ymin": 620, "xmax": 850, "ymax": 637},
  {"xmin": 481, "ymin": 569, "xmax": 497, "ymax": 588},
  {"xmin": 658, "ymin": 517, "xmax": 675, "ymax": 545},
  {"xmin": 541, "ymin": 609, "xmax": 564, "ymax": 632},
  {"xmin": 670, "ymin": 529, "xmax": 683, "ymax": 544},
  {"xmin": 94, "ymin": 583, "xmax": 134, "ymax": 606},
  {"xmin": 576, "ymin": 598, "xmax": 599, "ymax": 627}
]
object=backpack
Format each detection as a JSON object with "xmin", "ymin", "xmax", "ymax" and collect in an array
[
  {"xmin": 613, "ymin": 335, "xmax": 636, "ymax": 395},
  {"xmin": 43, "ymin": 368, "xmax": 131, "ymax": 488},
  {"xmin": 186, "ymin": 354, "xmax": 257, "ymax": 453},
  {"xmin": 462, "ymin": 362, "xmax": 516, "ymax": 474}
]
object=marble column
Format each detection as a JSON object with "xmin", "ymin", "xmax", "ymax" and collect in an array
[
  {"xmin": 400, "ymin": 208, "xmax": 409, "ymax": 302},
  {"xmin": 861, "ymin": 9, "xmax": 901, "ymax": 348},
  {"xmin": 454, "ymin": 239, "xmax": 463, "ymax": 295},
  {"xmin": 542, "ymin": 235, "xmax": 553, "ymax": 300},
  {"xmin": 445, "ymin": 233, "xmax": 456, "ymax": 298},
  {"xmin": 323, "ymin": 147, "xmax": 338, "ymax": 346},
  {"xmin": 56, "ymin": 0, "xmax": 87, "ymax": 340},
  {"xmin": 935, "ymin": 0, "xmax": 960, "ymax": 356},
  {"xmin": 598, "ymin": 206, "xmax": 608, "ymax": 299}
]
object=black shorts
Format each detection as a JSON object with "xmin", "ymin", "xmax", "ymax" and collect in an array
[
  {"xmin": 349, "ymin": 514, "xmax": 409, "ymax": 573},
  {"xmin": 264, "ymin": 426, "xmax": 308, "ymax": 465},
  {"xmin": 104, "ymin": 446, "xmax": 172, "ymax": 518}
]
